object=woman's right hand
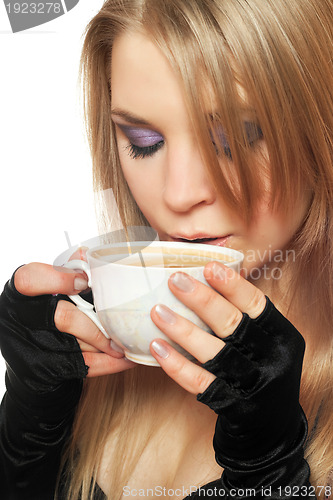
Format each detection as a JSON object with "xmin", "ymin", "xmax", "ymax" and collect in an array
[
  {"xmin": 13, "ymin": 262, "xmax": 135, "ymax": 378},
  {"xmin": 0, "ymin": 261, "xmax": 135, "ymax": 499}
]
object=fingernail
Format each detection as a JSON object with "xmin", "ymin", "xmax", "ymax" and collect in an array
[
  {"xmin": 155, "ymin": 304, "xmax": 177, "ymax": 325},
  {"xmin": 110, "ymin": 340, "xmax": 125, "ymax": 354},
  {"xmin": 151, "ymin": 340, "xmax": 170, "ymax": 359},
  {"xmin": 171, "ymin": 272, "xmax": 196, "ymax": 293},
  {"xmin": 74, "ymin": 277, "xmax": 88, "ymax": 291}
]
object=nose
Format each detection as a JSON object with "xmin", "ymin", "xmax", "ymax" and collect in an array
[{"xmin": 162, "ymin": 144, "xmax": 216, "ymax": 212}]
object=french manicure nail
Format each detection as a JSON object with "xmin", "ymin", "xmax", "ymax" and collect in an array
[
  {"xmin": 151, "ymin": 340, "xmax": 170, "ymax": 359},
  {"xmin": 171, "ymin": 272, "xmax": 196, "ymax": 292},
  {"xmin": 74, "ymin": 277, "xmax": 88, "ymax": 291},
  {"xmin": 155, "ymin": 304, "xmax": 177, "ymax": 325}
]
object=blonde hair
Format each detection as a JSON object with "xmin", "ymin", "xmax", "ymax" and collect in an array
[{"xmin": 59, "ymin": 0, "xmax": 333, "ymax": 498}]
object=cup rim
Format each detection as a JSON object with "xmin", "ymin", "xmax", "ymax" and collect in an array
[{"xmin": 86, "ymin": 240, "xmax": 244, "ymax": 269}]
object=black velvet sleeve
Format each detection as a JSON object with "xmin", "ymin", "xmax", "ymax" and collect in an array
[
  {"xmin": 191, "ymin": 297, "xmax": 314, "ymax": 499},
  {"xmin": 0, "ymin": 271, "xmax": 89, "ymax": 500}
]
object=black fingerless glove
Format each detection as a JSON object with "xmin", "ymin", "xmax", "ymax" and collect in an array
[
  {"xmin": 196, "ymin": 297, "xmax": 313, "ymax": 499},
  {"xmin": 0, "ymin": 270, "xmax": 88, "ymax": 500}
]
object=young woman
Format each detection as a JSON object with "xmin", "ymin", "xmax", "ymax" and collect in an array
[{"xmin": 1, "ymin": 0, "xmax": 333, "ymax": 499}]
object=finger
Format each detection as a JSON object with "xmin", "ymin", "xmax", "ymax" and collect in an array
[
  {"xmin": 14, "ymin": 262, "xmax": 89, "ymax": 297},
  {"xmin": 204, "ymin": 262, "xmax": 267, "ymax": 318},
  {"xmin": 83, "ymin": 352, "xmax": 136, "ymax": 377},
  {"xmin": 150, "ymin": 339, "xmax": 216, "ymax": 395},
  {"xmin": 68, "ymin": 246, "xmax": 88, "ymax": 262},
  {"xmin": 168, "ymin": 272, "xmax": 243, "ymax": 338},
  {"xmin": 55, "ymin": 300, "xmax": 124, "ymax": 358},
  {"xmin": 151, "ymin": 304, "xmax": 224, "ymax": 364},
  {"xmin": 77, "ymin": 341, "xmax": 99, "ymax": 353}
]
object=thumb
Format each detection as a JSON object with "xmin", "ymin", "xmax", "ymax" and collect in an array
[{"xmin": 14, "ymin": 262, "xmax": 89, "ymax": 297}]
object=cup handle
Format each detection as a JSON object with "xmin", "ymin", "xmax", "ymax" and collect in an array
[{"xmin": 62, "ymin": 259, "xmax": 110, "ymax": 339}]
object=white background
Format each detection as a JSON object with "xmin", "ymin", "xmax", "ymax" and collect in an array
[{"xmin": 0, "ymin": 0, "xmax": 105, "ymax": 398}]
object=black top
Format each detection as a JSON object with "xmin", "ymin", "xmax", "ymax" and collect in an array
[{"xmin": 0, "ymin": 273, "xmax": 314, "ymax": 499}]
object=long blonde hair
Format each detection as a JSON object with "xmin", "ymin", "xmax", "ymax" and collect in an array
[{"xmin": 60, "ymin": 0, "xmax": 333, "ymax": 497}]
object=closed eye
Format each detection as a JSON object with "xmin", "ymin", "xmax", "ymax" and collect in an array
[
  {"xmin": 115, "ymin": 122, "xmax": 165, "ymax": 160},
  {"xmin": 210, "ymin": 121, "xmax": 263, "ymax": 160},
  {"xmin": 126, "ymin": 141, "xmax": 164, "ymax": 159}
]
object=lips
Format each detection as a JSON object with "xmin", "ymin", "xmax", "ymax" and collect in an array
[
  {"xmin": 201, "ymin": 236, "xmax": 231, "ymax": 247},
  {"xmin": 170, "ymin": 235, "xmax": 231, "ymax": 247}
]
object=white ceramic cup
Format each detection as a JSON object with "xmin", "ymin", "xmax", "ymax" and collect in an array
[{"xmin": 63, "ymin": 241, "xmax": 244, "ymax": 366}]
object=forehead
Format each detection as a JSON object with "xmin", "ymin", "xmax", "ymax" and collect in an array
[
  {"xmin": 111, "ymin": 31, "xmax": 171, "ymax": 91},
  {"xmin": 110, "ymin": 31, "xmax": 236, "ymax": 127},
  {"xmin": 111, "ymin": 32, "xmax": 189, "ymax": 126},
  {"xmin": 110, "ymin": 30, "xmax": 252, "ymax": 129}
]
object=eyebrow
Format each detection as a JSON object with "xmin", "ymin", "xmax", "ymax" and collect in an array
[
  {"xmin": 111, "ymin": 108, "xmax": 152, "ymax": 126},
  {"xmin": 110, "ymin": 108, "xmax": 220, "ymax": 131},
  {"xmin": 111, "ymin": 107, "xmax": 258, "ymax": 129}
]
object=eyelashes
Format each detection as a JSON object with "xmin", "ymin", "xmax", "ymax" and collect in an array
[
  {"xmin": 117, "ymin": 121, "xmax": 263, "ymax": 161},
  {"xmin": 127, "ymin": 141, "xmax": 164, "ymax": 159}
]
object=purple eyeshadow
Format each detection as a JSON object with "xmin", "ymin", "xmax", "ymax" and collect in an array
[
  {"xmin": 211, "ymin": 124, "xmax": 229, "ymax": 148},
  {"xmin": 244, "ymin": 121, "xmax": 263, "ymax": 142},
  {"xmin": 117, "ymin": 124, "xmax": 164, "ymax": 148},
  {"xmin": 210, "ymin": 121, "xmax": 263, "ymax": 155}
]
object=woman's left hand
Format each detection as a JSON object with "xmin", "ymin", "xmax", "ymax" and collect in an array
[
  {"xmin": 150, "ymin": 261, "xmax": 267, "ymax": 394},
  {"xmin": 151, "ymin": 262, "xmax": 309, "ymax": 488},
  {"xmin": 150, "ymin": 260, "xmax": 311, "ymax": 495}
]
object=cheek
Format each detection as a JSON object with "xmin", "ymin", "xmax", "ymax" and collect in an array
[
  {"xmin": 239, "ymin": 212, "xmax": 290, "ymax": 274},
  {"xmin": 249, "ymin": 212, "xmax": 288, "ymax": 247},
  {"xmin": 245, "ymin": 163, "xmax": 310, "ymax": 255},
  {"xmin": 120, "ymin": 159, "xmax": 162, "ymax": 217},
  {"xmin": 245, "ymin": 198, "xmax": 306, "ymax": 262}
]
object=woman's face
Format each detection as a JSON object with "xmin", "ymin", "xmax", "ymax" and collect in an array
[{"xmin": 110, "ymin": 31, "xmax": 309, "ymax": 279}]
